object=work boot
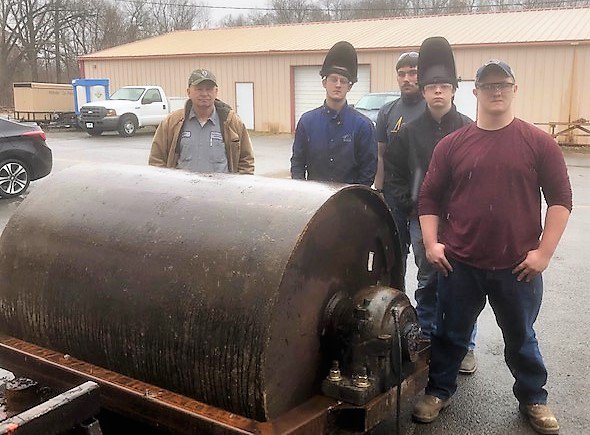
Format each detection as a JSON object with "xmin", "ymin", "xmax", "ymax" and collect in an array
[
  {"xmin": 459, "ymin": 349, "xmax": 477, "ymax": 375},
  {"xmin": 519, "ymin": 403, "xmax": 560, "ymax": 434},
  {"xmin": 412, "ymin": 394, "xmax": 450, "ymax": 423}
]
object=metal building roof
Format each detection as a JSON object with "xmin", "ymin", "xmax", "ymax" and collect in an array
[{"xmin": 81, "ymin": 7, "xmax": 590, "ymax": 60}]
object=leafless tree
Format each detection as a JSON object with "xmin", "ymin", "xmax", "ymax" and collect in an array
[
  {"xmin": 1, "ymin": 0, "xmax": 214, "ymax": 107},
  {"xmin": 12, "ymin": 0, "xmax": 54, "ymax": 81},
  {"xmin": 151, "ymin": 0, "xmax": 210, "ymax": 33},
  {"xmin": 267, "ymin": 0, "xmax": 326, "ymax": 24},
  {"xmin": 0, "ymin": 0, "xmax": 24, "ymax": 105}
]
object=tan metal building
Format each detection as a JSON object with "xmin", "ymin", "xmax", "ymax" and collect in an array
[{"xmin": 79, "ymin": 8, "xmax": 590, "ymax": 143}]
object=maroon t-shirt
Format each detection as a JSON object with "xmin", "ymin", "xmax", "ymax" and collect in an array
[{"xmin": 419, "ymin": 118, "xmax": 572, "ymax": 270}]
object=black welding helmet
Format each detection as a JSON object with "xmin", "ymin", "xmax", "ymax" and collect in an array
[
  {"xmin": 417, "ymin": 36, "xmax": 458, "ymax": 89},
  {"xmin": 320, "ymin": 41, "xmax": 358, "ymax": 84}
]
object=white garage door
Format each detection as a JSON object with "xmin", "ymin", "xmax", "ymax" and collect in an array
[{"xmin": 293, "ymin": 65, "xmax": 370, "ymax": 129}]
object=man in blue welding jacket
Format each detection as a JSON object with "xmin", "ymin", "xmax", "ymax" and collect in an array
[{"xmin": 290, "ymin": 41, "xmax": 377, "ymax": 186}]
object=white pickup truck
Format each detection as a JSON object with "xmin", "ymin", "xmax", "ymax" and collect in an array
[{"xmin": 79, "ymin": 86, "xmax": 186, "ymax": 137}]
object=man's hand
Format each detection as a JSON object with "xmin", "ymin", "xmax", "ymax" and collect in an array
[
  {"xmin": 426, "ymin": 242, "xmax": 453, "ymax": 276},
  {"xmin": 512, "ymin": 205, "xmax": 570, "ymax": 282},
  {"xmin": 512, "ymin": 249, "xmax": 551, "ymax": 282}
]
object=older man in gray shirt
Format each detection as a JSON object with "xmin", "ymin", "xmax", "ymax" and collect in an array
[
  {"xmin": 177, "ymin": 101, "xmax": 228, "ymax": 173},
  {"xmin": 149, "ymin": 69, "xmax": 254, "ymax": 174}
]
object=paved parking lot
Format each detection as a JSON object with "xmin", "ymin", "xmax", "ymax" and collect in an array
[
  {"xmin": 0, "ymin": 129, "xmax": 294, "ymax": 230},
  {"xmin": 1, "ymin": 129, "xmax": 589, "ymax": 434}
]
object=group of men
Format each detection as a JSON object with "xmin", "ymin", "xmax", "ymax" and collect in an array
[
  {"xmin": 381, "ymin": 39, "xmax": 478, "ymax": 375},
  {"xmin": 148, "ymin": 37, "xmax": 571, "ymax": 435}
]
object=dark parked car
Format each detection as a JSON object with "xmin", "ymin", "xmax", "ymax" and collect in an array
[
  {"xmin": 354, "ymin": 92, "xmax": 401, "ymax": 124},
  {"xmin": 0, "ymin": 118, "xmax": 52, "ymax": 198}
]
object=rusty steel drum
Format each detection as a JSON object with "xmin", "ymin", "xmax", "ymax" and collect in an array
[{"xmin": 0, "ymin": 165, "xmax": 403, "ymax": 421}]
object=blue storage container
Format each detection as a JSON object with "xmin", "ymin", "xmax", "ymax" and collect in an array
[{"xmin": 71, "ymin": 79, "xmax": 110, "ymax": 115}]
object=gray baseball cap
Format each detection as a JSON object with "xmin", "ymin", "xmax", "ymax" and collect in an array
[
  {"xmin": 188, "ymin": 69, "xmax": 218, "ymax": 87},
  {"xmin": 475, "ymin": 60, "xmax": 515, "ymax": 83},
  {"xmin": 396, "ymin": 51, "xmax": 419, "ymax": 70}
]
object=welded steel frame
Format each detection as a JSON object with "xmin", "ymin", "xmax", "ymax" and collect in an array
[{"xmin": 0, "ymin": 336, "xmax": 429, "ymax": 434}]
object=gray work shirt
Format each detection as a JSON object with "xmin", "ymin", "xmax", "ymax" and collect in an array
[{"xmin": 176, "ymin": 106, "xmax": 229, "ymax": 173}]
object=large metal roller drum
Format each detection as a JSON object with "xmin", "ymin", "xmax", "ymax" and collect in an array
[{"xmin": 0, "ymin": 165, "xmax": 404, "ymax": 421}]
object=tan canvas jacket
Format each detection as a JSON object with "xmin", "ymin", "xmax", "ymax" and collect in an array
[{"xmin": 149, "ymin": 99, "xmax": 254, "ymax": 174}]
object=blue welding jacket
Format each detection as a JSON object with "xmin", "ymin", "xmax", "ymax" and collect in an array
[{"xmin": 290, "ymin": 102, "xmax": 377, "ymax": 186}]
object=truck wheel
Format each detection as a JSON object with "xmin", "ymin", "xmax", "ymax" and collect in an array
[
  {"xmin": 118, "ymin": 115, "xmax": 138, "ymax": 137},
  {"xmin": 87, "ymin": 129, "xmax": 103, "ymax": 136},
  {"xmin": 0, "ymin": 159, "xmax": 31, "ymax": 198}
]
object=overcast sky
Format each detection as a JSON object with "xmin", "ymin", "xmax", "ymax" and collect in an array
[{"xmin": 204, "ymin": 0, "xmax": 270, "ymax": 26}]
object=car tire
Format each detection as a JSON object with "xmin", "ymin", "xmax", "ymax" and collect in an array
[
  {"xmin": 118, "ymin": 115, "xmax": 138, "ymax": 137},
  {"xmin": 87, "ymin": 129, "xmax": 103, "ymax": 136},
  {"xmin": 0, "ymin": 159, "xmax": 31, "ymax": 198}
]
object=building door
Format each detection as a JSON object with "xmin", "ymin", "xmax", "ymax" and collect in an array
[
  {"xmin": 236, "ymin": 82, "xmax": 254, "ymax": 129},
  {"xmin": 293, "ymin": 65, "xmax": 370, "ymax": 131}
]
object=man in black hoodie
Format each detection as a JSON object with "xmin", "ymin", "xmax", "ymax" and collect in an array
[
  {"xmin": 375, "ymin": 51, "xmax": 426, "ymax": 279},
  {"xmin": 383, "ymin": 37, "xmax": 476, "ymax": 372}
]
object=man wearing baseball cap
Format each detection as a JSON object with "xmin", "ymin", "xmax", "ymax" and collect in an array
[
  {"xmin": 413, "ymin": 59, "xmax": 571, "ymax": 434},
  {"xmin": 149, "ymin": 68, "xmax": 254, "ymax": 174}
]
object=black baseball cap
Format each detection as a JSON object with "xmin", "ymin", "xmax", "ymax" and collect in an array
[{"xmin": 475, "ymin": 60, "xmax": 515, "ymax": 83}]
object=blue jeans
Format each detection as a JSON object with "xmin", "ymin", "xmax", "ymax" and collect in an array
[
  {"xmin": 426, "ymin": 259, "xmax": 548, "ymax": 405},
  {"xmin": 409, "ymin": 218, "xmax": 437, "ymax": 338},
  {"xmin": 409, "ymin": 219, "xmax": 477, "ymax": 347},
  {"xmin": 382, "ymin": 191, "xmax": 410, "ymax": 286}
]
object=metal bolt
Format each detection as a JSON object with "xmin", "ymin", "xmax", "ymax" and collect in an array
[
  {"xmin": 354, "ymin": 304, "xmax": 370, "ymax": 320},
  {"xmin": 327, "ymin": 360, "xmax": 342, "ymax": 382},
  {"xmin": 353, "ymin": 367, "xmax": 371, "ymax": 388}
]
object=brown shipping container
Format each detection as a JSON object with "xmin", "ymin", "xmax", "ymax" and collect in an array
[{"xmin": 13, "ymin": 82, "xmax": 74, "ymax": 114}]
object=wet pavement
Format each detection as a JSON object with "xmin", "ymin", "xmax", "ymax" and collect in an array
[
  {"xmin": 0, "ymin": 129, "xmax": 293, "ymax": 230},
  {"xmin": 0, "ymin": 129, "xmax": 589, "ymax": 434}
]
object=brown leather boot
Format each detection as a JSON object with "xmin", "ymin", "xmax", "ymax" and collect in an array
[
  {"xmin": 412, "ymin": 394, "xmax": 450, "ymax": 423},
  {"xmin": 519, "ymin": 403, "xmax": 560, "ymax": 434},
  {"xmin": 459, "ymin": 349, "xmax": 477, "ymax": 375}
]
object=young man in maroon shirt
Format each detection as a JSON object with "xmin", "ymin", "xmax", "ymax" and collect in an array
[{"xmin": 412, "ymin": 60, "xmax": 572, "ymax": 435}]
